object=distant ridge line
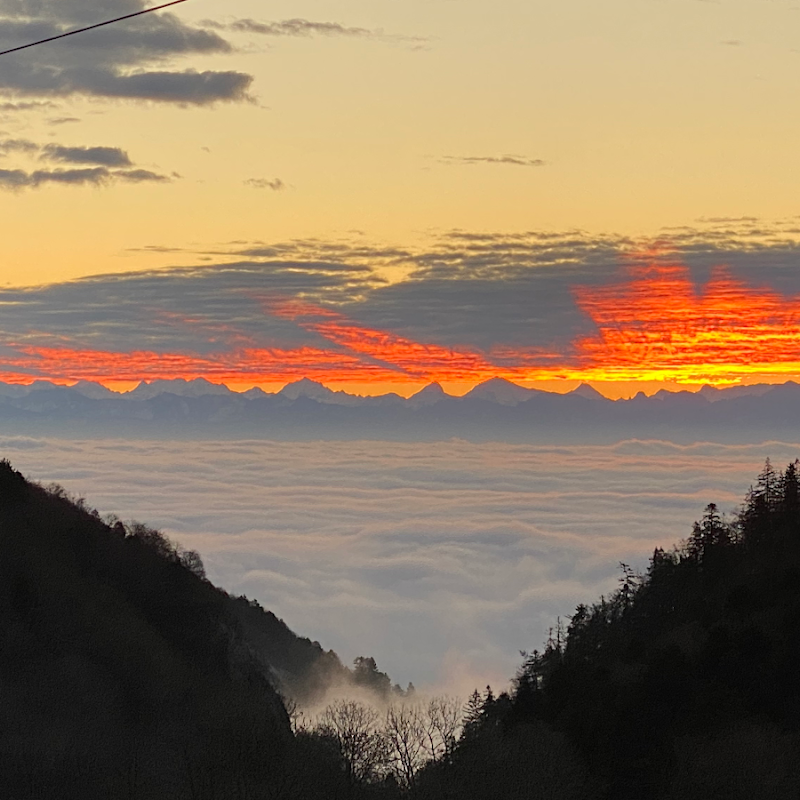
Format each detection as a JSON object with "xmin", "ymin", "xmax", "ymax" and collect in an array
[
  {"xmin": 0, "ymin": 376, "xmax": 796, "ymax": 404},
  {"xmin": 0, "ymin": 377, "xmax": 799, "ymax": 444}
]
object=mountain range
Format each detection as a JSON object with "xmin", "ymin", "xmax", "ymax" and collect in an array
[{"xmin": 0, "ymin": 376, "xmax": 798, "ymax": 443}]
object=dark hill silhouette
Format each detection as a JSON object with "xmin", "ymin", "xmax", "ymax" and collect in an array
[
  {"xmin": 0, "ymin": 459, "xmax": 296, "ymax": 797},
  {"xmin": 229, "ymin": 596, "xmax": 364, "ymax": 704},
  {"xmin": 0, "ymin": 460, "xmax": 397, "ymax": 798}
]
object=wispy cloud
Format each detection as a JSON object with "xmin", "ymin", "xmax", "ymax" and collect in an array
[
  {"xmin": 0, "ymin": 100, "xmax": 55, "ymax": 112},
  {"xmin": 245, "ymin": 177, "xmax": 286, "ymax": 191},
  {"xmin": 220, "ymin": 18, "xmax": 373, "ymax": 38},
  {"xmin": 440, "ymin": 155, "xmax": 547, "ymax": 168},
  {"xmin": 47, "ymin": 117, "xmax": 81, "ymax": 125},
  {"xmin": 0, "ymin": 137, "xmax": 38, "ymax": 155},
  {"xmin": 204, "ymin": 17, "xmax": 428, "ymax": 46}
]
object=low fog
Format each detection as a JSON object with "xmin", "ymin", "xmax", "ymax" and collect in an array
[{"xmin": 2, "ymin": 435, "xmax": 796, "ymax": 691}]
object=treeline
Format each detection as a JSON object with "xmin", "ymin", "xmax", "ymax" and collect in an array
[{"xmin": 230, "ymin": 597, "xmax": 414, "ymax": 705}]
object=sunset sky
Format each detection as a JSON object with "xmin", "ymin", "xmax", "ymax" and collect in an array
[{"xmin": 2, "ymin": 0, "xmax": 800, "ymax": 397}]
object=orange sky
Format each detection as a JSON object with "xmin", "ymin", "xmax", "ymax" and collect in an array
[
  {"xmin": 2, "ymin": 2, "xmax": 800, "ymax": 400},
  {"xmin": 2, "ymin": 256, "xmax": 800, "ymax": 398}
]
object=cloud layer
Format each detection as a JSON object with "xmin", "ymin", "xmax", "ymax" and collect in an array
[
  {"xmin": 0, "ymin": 135, "xmax": 170, "ymax": 188},
  {"xmin": 0, "ymin": 3, "xmax": 423, "ymax": 106},
  {"xmin": 0, "ymin": 0, "xmax": 251, "ymax": 105},
  {"xmin": 2, "ymin": 226, "xmax": 800, "ymax": 389},
  {"xmin": 2, "ymin": 436, "xmax": 796, "ymax": 689}
]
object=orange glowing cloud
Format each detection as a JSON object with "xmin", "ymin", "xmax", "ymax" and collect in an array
[
  {"xmin": 0, "ymin": 343, "xmax": 405, "ymax": 387},
  {"xmin": 567, "ymin": 261, "xmax": 800, "ymax": 384},
  {"xmin": 3, "ymin": 254, "xmax": 800, "ymax": 393},
  {"xmin": 491, "ymin": 260, "xmax": 800, "ymax": 386},
  {"xmin": 267, "ymin": 298, "xmax": 506, "ymax": 383}
]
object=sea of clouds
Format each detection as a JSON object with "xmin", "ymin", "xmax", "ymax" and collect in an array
[{"xmin": 2, "ymin": 436, "xmax": 797, "ymax": 694}]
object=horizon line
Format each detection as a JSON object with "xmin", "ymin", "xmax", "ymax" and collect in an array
[{"xmin": 0, "ymin": 375, "xmax": 795, "ymax": 402}]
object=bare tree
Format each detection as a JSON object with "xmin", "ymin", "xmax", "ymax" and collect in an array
[
  {"xmin": 383, "ymin": 696, "xmax": 463, "ymax": 791},
  {"xmin": 282, "ymin": 695, "xmax": 307, "ymax": 735},
  {"xmin": 310, "ymin": 695, "xmax": 464, "ymax": 792},
  {"xmin": 385, "ymin": 704, "xmax": 426, "ymax": 791},
  {"xmin": 421, "ymin": 695, "xmax": 462, "ymax": 764},
  {"xmin": 317, "ymin": 699, "xmax": 389, "ymax": 785}
]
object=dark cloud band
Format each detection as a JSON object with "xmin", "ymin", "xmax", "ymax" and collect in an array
[
  {"xmin": 1, "ymin": 225, "xmax": 800, "ymax": 364},
  {"xmin": 0, "ymin": 136, "xmax": 170, "ymax": 188},
  {"xmin": 0, "ymin": 0, "xmax": 250, "ymax": 105},
  {"xmin": 0, "ymin": 165, "xmax": 170, "ymax": 187}
]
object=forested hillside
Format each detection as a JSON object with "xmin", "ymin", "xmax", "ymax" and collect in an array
[
  {"xmin": 415, "ymin": 458, "xmax": 800, "ymax": 800},
  {"xmin": 0, "ymin": 460, "xmax": 395, "ymax": 798}
]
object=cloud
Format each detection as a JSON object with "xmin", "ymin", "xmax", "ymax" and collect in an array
[
  {"xmin": 695, "ymin": 216, "xmax": 759, "ymax": 224},
  {"xmin": 0, "ymin": 259, "xmax": 384, "ymax": 357},
  {"xmin": 245, "ymin": 177, "xmax": 286, "ymax": 191},
  {"xmin": 2, "ymin": 436, "xmax": 793, "ymax": 687},
  {"xmin": 118, "ymin": 167, "xmax": 170, "ymax": 182},
  {"xmin": 440, "ymin": 155, "xmax": 547, "ymax": 168},
  {"xmin": 205, "ymin": 17, "xmax": 427, "ymax": 46},
  {"xmin": 0, "ymin": 0, "xmax": 252, "ymax": 105},
  {"xmin": 0, "ymin": 139, "xmax": 173, "ymax": 190},
  {"xmin": 61, "ymin": 69, "xmax": 253, "ymax": 105},
  {"xmin": 42, "ymin": 143, "xmax": 131, "ymax": 166},
  {"xmin": 0, "ymin": 136, "xmax": 38, "ymax": 154},
  {"xmin": 220, "ymin": 18, "xmax": 373, "ymax": 38},
  {"xmin": 0, "ymin": 136, "xmax": 169, "ymax": 188},
  {"xmin": 268, "ymin": 296, "xmax": 502, "ymax": 383},
  {"xmin": 0, "ymin": 99, "xmax": 54, "ymax": 112},
  {"xmin": 0, "ymin": 164, "xmax": 169, "ymax": 188},
  {"xmin": 0, "ymin": 166, "xmax": 106, "ymax": 187},
  {"xmin": 3, "ymin": 225, "xmax": 800, "ymax": 387}
]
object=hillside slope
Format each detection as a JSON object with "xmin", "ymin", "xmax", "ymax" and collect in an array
[
  {"xmin": 0, "ymin": 460, "xmax": 296, "ymax": 797},
  {"xmin": 417, "ymin": 458, "xmax": 800, "ymax": 800}
]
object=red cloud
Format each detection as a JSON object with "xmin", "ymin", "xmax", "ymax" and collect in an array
[{"xmin": 3, "ymin": 255, "xmax": 800, "ymax": 390}]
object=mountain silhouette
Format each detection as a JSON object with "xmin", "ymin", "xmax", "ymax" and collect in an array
[
  {"xmin": 568, "ymin": 382, "xmax": 608, "ymax": 401},
  {"xmin": 2, "ymin": 377, "xmax": 800, "ymax": 443},
  {"xmin": 408, "ymin": 381, "xmax": 448, "ymax": 407},
  {"xmin": 463, "ymin": 377, "xmax": 541, "ymax": 406}
]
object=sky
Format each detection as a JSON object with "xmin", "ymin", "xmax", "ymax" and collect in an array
[
  {"xmin": 4, "ymin": 435, "xmax": 796, "ymax": 690},
  {"xmin": 1, "ymin": 0, "xmax": 800, "ymax": 397}
]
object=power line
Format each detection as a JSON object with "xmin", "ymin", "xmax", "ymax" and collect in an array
[{"xmin": 0, "ymin": 0, "xmax": 190, "ymax": 58}]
